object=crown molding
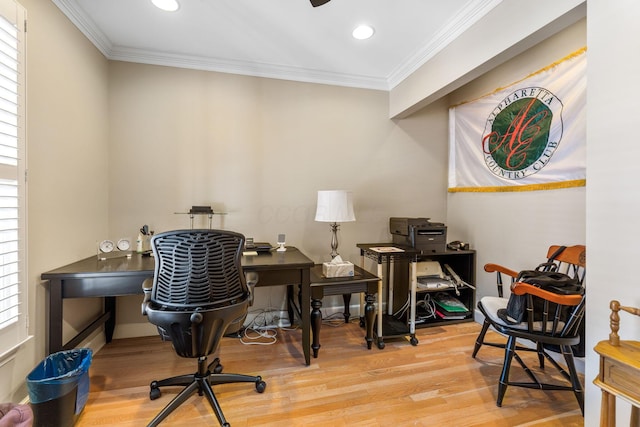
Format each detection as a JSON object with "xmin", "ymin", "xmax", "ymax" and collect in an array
[
  {"xmin": 387, "ymin": 0, "xmax": 503, "ymax": 89},
  {"xmin": 109, "ymin": 47, "xmax": 390, "ymax": 90},
  {"xmin": 52, "ymin": 0, "xmax": 500, "ymax": 91},
  {"xmin": 52, "ymin": 0, "xmax": 112, "ymax": 56}
]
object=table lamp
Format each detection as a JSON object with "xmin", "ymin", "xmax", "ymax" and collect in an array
[{"xmin": 315, "ymin": 190, "xmax": 356, "ymax": 259}]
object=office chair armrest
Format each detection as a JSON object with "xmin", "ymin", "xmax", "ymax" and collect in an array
[
  {"xmin": 484, "ymin": 263, "xmax": 518, "ymax": 279},
  {"xmin": 141, "ymin": 278, "xmax": 153, "ymax": 315},
  {"xmin": 511, "ymin": 281, "xmax": 583, "ymax": 306}
]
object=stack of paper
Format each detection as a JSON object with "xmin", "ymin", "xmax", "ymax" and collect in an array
[{"xmin": 433, "ymin": 293, "xmax": 470, "ymax": 319}]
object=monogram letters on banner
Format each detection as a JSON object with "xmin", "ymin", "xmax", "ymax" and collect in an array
[{"xmin": 448, "ymin": 47, "xmax": 586, "ymax": 192}]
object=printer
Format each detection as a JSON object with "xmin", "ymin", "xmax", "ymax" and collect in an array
[{"xmin": 389, "ymin": 217, "xmax": 447, "ymax": 253}]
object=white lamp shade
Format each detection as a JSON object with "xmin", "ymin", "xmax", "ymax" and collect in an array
[{"xmin": 315, "ymin": 190, "xmax": 356, "ymax": 223}]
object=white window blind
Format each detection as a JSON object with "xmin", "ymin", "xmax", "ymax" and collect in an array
[{"xmin": 0, "ymin": 0, "xmax": 26, "ymax": 358}]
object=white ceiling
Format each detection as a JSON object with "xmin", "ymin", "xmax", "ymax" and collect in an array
[{"xmin": 52, "ymin": 0, "xmax": 501, "ymax": 91}]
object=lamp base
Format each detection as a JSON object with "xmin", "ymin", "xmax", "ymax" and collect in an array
[{"xmin": 329, "ymin": 222, "xmax": 340, "ymax": 259}]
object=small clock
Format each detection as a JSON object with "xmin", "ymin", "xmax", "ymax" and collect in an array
[
  {"xmin": 117, "ymin": 238, "xmax": 131, "ymax": 251},
  {"xmin": 99, "ymin": 240, "xmax": 114, "ymax": 253}
]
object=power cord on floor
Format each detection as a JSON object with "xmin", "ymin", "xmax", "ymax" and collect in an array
[
  {"xmin": 321, "ymin": 311, "xmax": 355, "ymax": 327},
  {"xmin": 239, "ymin": 307, "xmax": 281, "ymax": 346},
  {"xmin": 240, "ymin": 326, "xmax": 277, "ymax": 345}
]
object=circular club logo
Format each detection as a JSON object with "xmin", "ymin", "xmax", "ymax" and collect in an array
[{"xmin": 482, "ymin": 87, "xmax": 563, "ymax": 180}]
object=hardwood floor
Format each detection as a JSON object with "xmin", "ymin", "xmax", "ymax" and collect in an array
[{"xmin": 76, "ymin": 321, "xmax": 584, "ymax": 426}]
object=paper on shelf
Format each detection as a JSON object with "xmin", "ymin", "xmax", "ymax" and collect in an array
[{"xmin": 369, "ymin": 246, "xmax": 404, "ymax": 253}]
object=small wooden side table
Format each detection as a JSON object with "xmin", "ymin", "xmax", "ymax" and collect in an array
[
  {"xmin": 309, "ymin": 264, "xmax": 380, "ymax": 357},
  {"xmin": 593, "ymin": 300, "xmax": 640, "ymax": 427}
]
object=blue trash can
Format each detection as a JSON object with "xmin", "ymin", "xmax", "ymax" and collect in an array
[{"xmin": 26, "ymin": 348, "xmax": 92, "ymax": 427}]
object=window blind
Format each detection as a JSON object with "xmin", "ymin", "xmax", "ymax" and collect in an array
[{"xmin": 0, "ymin": 0, "xmax": 26, "ymax": 357}]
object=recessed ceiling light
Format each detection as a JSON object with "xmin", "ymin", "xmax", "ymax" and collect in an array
[
  {"xmin": 151, "ymin": 0, "xmax": 179, "ymax": 12},
  {"xmin": 352, "ymin": 25, "xmax": 374, "ymax": 40}
]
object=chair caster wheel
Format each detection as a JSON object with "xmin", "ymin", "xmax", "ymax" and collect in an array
[
  {"xmin": 149, "ymin": 382, "xmax": 161, "ymax": 400},
  {"xmin": 214, "ymin": 363, "xmax": 223, "ymax": 374},
  {"xmin": 222, "ymin": 423, "xmax": 230, "ymax": 427},
  {"xmin": 255, "ymin": 377, "xmax": 267, "ymax": 393},
  {"xmin": 410, "ymin": 336, "xmax": 419, "ymax": 346},
  {"xmin": 377, "ymin": 341, "xmax": 385, "ymax": 350}
]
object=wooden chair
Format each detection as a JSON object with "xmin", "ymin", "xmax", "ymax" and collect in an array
[
  {"xmin": 486, "ymin": 280, "xmax": 586, "ymax": 413},
  {"xmin": 473, "ymin": 244, "xmax": 586, "ymax": 358},
  {"xmin": 593, "ymin": 300, "xmax": 640, "ymax": 427}
]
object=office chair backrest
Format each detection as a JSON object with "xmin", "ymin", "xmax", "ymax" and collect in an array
[{"xmin": 150, "ymin": 229, "xmax": 248, "ymax": 309}]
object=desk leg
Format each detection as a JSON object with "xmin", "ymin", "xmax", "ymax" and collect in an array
[
  {"xmin": 364, "ymin": 292, "xmax": 375, "ymax": 349},
  {"xmin": 105, "ymin": 296, "xmax": 116, "ymax": 343},
  {"xmin": 342, "ymin": 294, "xmax": 351, "ymax": 323},
  {"xmin": 311, "ymin": 298, "xmax": 322, "ymax": 358},
  {"xmin": 287, "ymin": 285, "xmax": 295, "ymax": 326},
  {"xmin": 359, "ymin": 254, "xmax": 365, "ymax": 327},
  {"xmin": 48, "ymin": 279, "xmax": 64, "ymax": 355},
  {"xmin": 300, "ymin": 269, "xmax": 311, "ymax": 366}
]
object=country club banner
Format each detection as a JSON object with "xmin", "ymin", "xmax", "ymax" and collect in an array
[{"xmin": 448, "ymin": 47, "xmax": 586, "ymax": 192}]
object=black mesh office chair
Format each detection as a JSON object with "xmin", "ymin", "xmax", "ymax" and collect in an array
[{"xmin": 141, "ymin": 229, "xmax": 266, "ymax": 427}]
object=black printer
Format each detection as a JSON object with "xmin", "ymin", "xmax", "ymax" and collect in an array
[{"xmin": 389, "ymin": 217, "xmax": 447, "ymax": 253}]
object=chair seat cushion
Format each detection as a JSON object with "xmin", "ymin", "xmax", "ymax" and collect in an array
[{"xmin": 479, "ymin": 296, "xmax": 565, "ymax": 332}]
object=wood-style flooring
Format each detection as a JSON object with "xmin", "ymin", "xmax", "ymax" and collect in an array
[{"xmin": 76, "ymin": 321, "xmax": 584, "ymax": 426}]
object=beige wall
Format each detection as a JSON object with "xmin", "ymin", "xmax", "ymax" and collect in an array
[
  {"xmin": 447, "ymin": 19, "xmax": 587, "ymax": 303},
  {"xmin": 390, "ymin": 0, "xmax": 585, "ymax": 119},
  {"xmin": 1, "ymin": 0, "xmax": 110, "ymax": 403},
  {"xmin": 586, "ymin": 1, "xmax": 640, "ymax": 424},
  {"xmin": 106, "ymin": 62, "xmax": 450, "ymax": 337}
]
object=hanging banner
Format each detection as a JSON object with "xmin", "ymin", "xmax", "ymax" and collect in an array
[{"xmin": 448, "ymin": 48, "xmax": 586, "ymax": 192}]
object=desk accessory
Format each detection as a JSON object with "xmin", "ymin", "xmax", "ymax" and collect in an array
[
  {"xmin": 97, "ymin": 238, "xmax": 132, "ymax": 261},
  {"xmin": 116, "ymin": 238, "xmax": 131, "ymax": 251},
  {"xmin": 137, "ymin": 224, "xmax": 154, "ymax": 253},
  {"xmin": 99, "ymin": 239, "xmax": 114, "ymax": 253},
  {"xmin": 276, "ymin": 234, "xmax": 286, "ymax": 252},
  {"xmin": 174, "ymin": 205, "xmax": 227, "ymax": 229},
  {"xmin": 315, "ymin": 190, "xmax": 355, "ymax": 259}
]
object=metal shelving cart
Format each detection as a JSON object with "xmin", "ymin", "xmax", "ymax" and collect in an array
[{"xmin": 357, "ymin": 243, "xmax": 419, "ymax": 349}]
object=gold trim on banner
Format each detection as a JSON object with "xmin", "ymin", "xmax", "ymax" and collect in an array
[
  {"xmin": 450, "ymin": 47, "xmax": 587, "ymax": 109},
  {"xmin": 448, "ymin": 179, "xmax": 586, "ymax": 193}
]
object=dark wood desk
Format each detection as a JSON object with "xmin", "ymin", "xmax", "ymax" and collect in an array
[
  {"xmin": 309, "ymin": 264, "xmax": 379, "ymax": 357},
  {"xmin": 41, "ymin": 248, "xmax": 315, "ymax": 365}
]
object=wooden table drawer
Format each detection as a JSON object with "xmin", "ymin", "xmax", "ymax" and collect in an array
[{"xmin": 603, "ymin": 358, "xmax": 640, "ymax": 402}]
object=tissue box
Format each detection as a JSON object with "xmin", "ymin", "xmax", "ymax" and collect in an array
[{"xmin": 322, "ymin": 261, "xmax": 354, "ymax": 278}]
